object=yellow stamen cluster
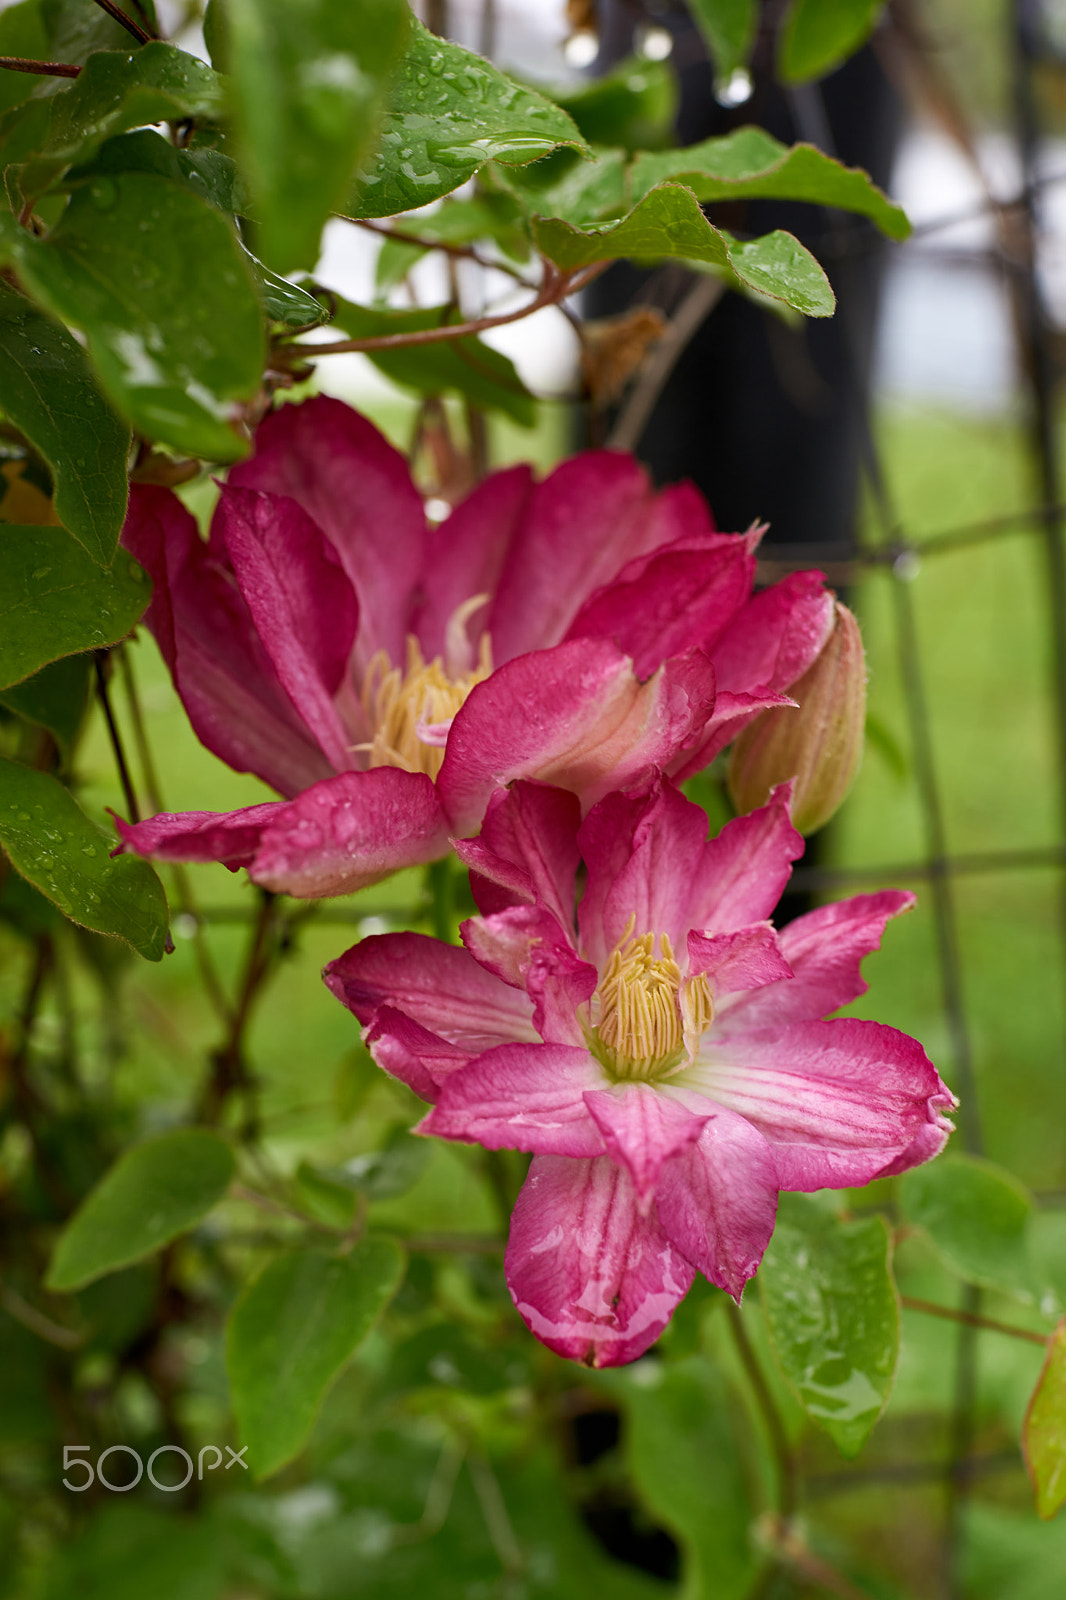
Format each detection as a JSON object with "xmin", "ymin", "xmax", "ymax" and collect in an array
[
  {"xmin": 593, "ymin": 923, "xmax": 714, "ymax": 1081},
  {"xmin": 361, "ymin": 633, "xmax": 492, "ymax": 780}
]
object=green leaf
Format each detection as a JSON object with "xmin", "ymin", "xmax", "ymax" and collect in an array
[
  {"xmin": 686, "ymin": 0, "xmax": 758, "ymax": 82},
  {"xmin": 0, "ymin": 523, "xmax": 149, "ymax": 688},
  {"xmin": 553, "ymin": 54, "xmax": 678, "ymax": 152},
  {"xmin": 40, "ymin": 0, "xmax": 160, "ymax": 71},
  {"xmin": 3, "ymin": 42, "xmax": 224, "ymax": 205},
  {"xmin": 605, "ymin": 1357, "xmax": 761, "ymax": 1600},
  {"xmin": 0, "ymin": 755, "xmax": 168, "ymax": 958},
  {"xmin": 46, "ymin": 1128, "xmax": 233, "ymax": 1292},
  {"xmin": 226, "ymin": 1239, "xmax": 405, "ymax": 1477},
  {"xmin": 0, "ymin": 654, "xmax": 91, "ymax": 756},
  {"xmin": 345, "ymin": 18, "xmax": 590, "ymax": 220},
  {"xmin": 534, "ymin": 183, "xmax": 835, "ymax": 316},
  {"xmin": 0, "ymin": 2, "xmax": 50, "ymax": 118},
  {"xmin": 758, "ymin": 1196, "xmax": 899, "ymax": 1457},
  {"xmin": 223, "ymin": 0, "xmax": 410, "ymax": 271},
  {"xmin": 779, "ymin": 0, "xmax": 885, "ymax": 85},
  {"xmin": 630, "ymin": 125, "xmax": 909, "ymax": 240},
  {"xmin": 327, "ymin": 296, "xmax": 535, "ymax": 424},
  {"xmin": 497, "ymin": 144, "xmax": 628, "ymax": 228},
  {"xmin": 1024, "ymin": 1318, "xmax": 1066, "ymax": 1519},
  {"xmin": 0, "ymin": 282, "xmax": 130, "ymax": 564},
  {"xmin": 0, "ymin": 173, "xmax": 264, "ymax": 461},
  {"xmin": 899, "ymin": 1151, "xmax": 1041, "ymax": 1303}
]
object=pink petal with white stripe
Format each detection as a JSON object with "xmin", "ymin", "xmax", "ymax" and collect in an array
[
  {"xmin": 423, "ymin": 1043, "xmax": 608, "ymax": 1157},
  {"xmin": 654, "ymin": 1110, "xmax": 779, "ymax": 1298},
  {"xmin": 583, "ymin": 1083, "xmax": 713, "ymax": 1203},
  {"xmin": 365, "ymin": 1007, "xmax": 473, "ymax": 1101},
  {"xmin": 716, "ymin": 891, "xmax": 916, "ymax": 1032},
  {"xmin": 324, "ymin": 930, "xmax": 537, "ymax": 1048},
  {"xmin": 505, "ymin": 1154, "xmax": 696, "ymax": 1366},
  {"xmin": 114, "ymin": 802, "xmax": 284, "ymax": 870},
  {"xmin": 455, "ymin": 781, "xmax": 582, "ymax": 923},
  {"xmin": 686, "ymin": 924, "xmax": 793, "ymax": 999},
  {"xmin": 681, "ymin": 1019, "xmax": 956, "ymax": 1190}
]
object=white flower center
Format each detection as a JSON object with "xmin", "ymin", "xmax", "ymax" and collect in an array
[{"xmin": 592, "ymin": 921, "xmax": 714, "ymax": 1082}]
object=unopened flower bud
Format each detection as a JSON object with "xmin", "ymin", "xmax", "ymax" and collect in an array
[{"xmin": 727, "ymin": 601, "xmax": 866, "ymax": 833}]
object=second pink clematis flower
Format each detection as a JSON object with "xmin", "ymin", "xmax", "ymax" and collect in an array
[
  {"xmin": 325, "ymin": 778, "xmax": 956, "ymax": 1367},
  {"xmin": 115, "ymin": 395, "xmax": 834, "ymax": 896}
]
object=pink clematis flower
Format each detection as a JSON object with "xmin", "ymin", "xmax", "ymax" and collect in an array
[
  {"xmin": 324, "ymin": 779, "xmax": 955, "ymax": 1367},
  {"xmin": 116, "ymin": 394, "xmax": 834, "ymax": 896}
]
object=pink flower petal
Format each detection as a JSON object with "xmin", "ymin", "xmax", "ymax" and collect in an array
[
  {"xmin": 682, "ymin": 1019, "xmax": 956, "ymax": 1190},
  {"xmin": 564, "ymin": 539, "xmax": 755, "ymax": 678},
  {"xmin": 227, "ymin": 396, "xmax": 426, "ymax": 677},
  {"xmin": 686, "ymin": 923, "xmax": 793, "ymax": 999},
  {"xmin": 460, "ymin": 908, "xmax": 595, "ymax": 1043},
  {"xmin": 667, "ymin": 687, "xmax": 795, "ymax": 781},
  {"xmin": 455, "ymin": 780, "xmax": 582, "ymax": 924},
  {"xmin": 365, "ymin": 1006, "xmax": 473, "ymax": 1101},
  {"xmin": 324, "ymin": 930, "xmax": 537, "ymax": 1048},
  {"xmin": 655, "ymin": 1109, "xmax": 779, "ymax": 1298},
  {"xmin": 488, "ymin": 455, "xmax": 710, "ymax": 662},
  {"xmin": 438, "ymin": 639, "xmax": 717, "ymax": 837},
  {"xmin": 249, "ymin": 768, "xmax": 452, "ymax": 897},
  {"xmin": 215, "ymin": 485, "xmax": 358, "ymax": 773},
  {"xmin": 460, "ymin": 904, "xmax": 570, "ymax": 989},
  {"xmin": 583, "ymin": 1083, "xmax": 712, "ymax": 1203},
  {"xmin": 414, "ymin": 466, "xmax": 532, "ymax": 668},
  {"xmin": 505, "ymin": 1154, "xmax": 695, "ymax": 1366},
  {"xmin": 123, "ymin": 486, "xmax": 331, "ymax": 797},
  {"xmin": 424, "ymin": 1043, "xmax": 608, "ymax": 1156},
  {"xmin": 578, "ymin": 781, "xmax": 801, "ymax": 967},
  {"xmin": 712, "ymin": 569, "xmax": 835, "ymax": 696},
  {"xmin": 716, "ymin": 891, "xmax": 916, "ymax": 1032},
  {"xmin": 114, "ymin": 802, "xmax": 283, "ymax": 869}
]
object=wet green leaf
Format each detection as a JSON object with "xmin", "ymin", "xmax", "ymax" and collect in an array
[
  {"xmin": 498, "ymin": 144, "xmax": 628, "ymax": 228},
  {"xmin": 0, "ymin": 282, "xmax": 130, "ymax": 564},
  {"xmin": 534, "ymin": 183, "xmax": 834, "ymax": 316},
  {"xmin": 47, "ymin": 1128, "xmax": 232, "ymax": 1291},
  {"xmin": 631, "ymin": 125, "xmax": 909, "ymax": 240},
  {"xmin": 327, "ymin": 296, "xmax": 535, "ymax": 424},
  {"xmin": 0, "ymin": 173, "xmax": 264, "ymax": 461},
  {"xmin": 759, "ymin": 1197, "xmax": 899, "ymax": 1456},
  {"xmin": 0, "ymin": 755, "xmax": 168, "ymax": 959},
  {"xmin": 554, "ymin": 54, "xmax": 678, "ymax": 152},
  {"xmin": 223, "ymin": 0, "xmax": 410, "ymax": 270},
  {"xmin": 1024, "ymin": 1319, "xmax": 1066, "ymax": 1519},
  {"xmin": 40, "ymin": 0, "xmax": 160, "ymax": 71},
  {"xmin": 779, "ymin": 0, "xmax": 885, "ymax": 85},
  {"xmin": 899, "ymin": 1152, "xmax": 1041, "ymax": 1303},
  {"xmin": 605, "ymin": 1356, "xmax": 761, "ymax": 1599},
  {"xmin": 686, "ymin": 0, "xmax": 758, "ymax": 82},
  {"xmin": 227, "ymin": 1239, "xmax": 405, "ymax": 1477},
  {"xmin": 0, "ymin": 2, "xmax": 50, "ymax": 118},
  {"xmin": 3, "ymin": 41, "xmax": 223, "ymax": 204},
  {"xmin": 0, "ymin": 654, "xmax": 91, "ymax": 756},
  {"xmin": 345, "ymin": 18, "xmax": 590, "ymax": 220},
  {"xmin": 0, "ymin": 523, "xmax": 149, "ymax": 688}
]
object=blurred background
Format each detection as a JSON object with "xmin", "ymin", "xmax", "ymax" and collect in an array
[{"xmin": 5, "ymin": 1, "xmax": 1066, "ymax": 1596}]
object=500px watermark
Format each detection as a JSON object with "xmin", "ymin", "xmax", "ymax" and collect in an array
[{"xmin": 61, "ymin": 1444, "xmax": 248, "ymax": 1492}]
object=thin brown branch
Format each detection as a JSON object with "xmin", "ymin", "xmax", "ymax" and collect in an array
[
  {"xmin": 94, "ymin": 652, "xmax": 140, "ymax": 824},
  {"xmin": 607, "ymin": 275, "xmax": 725, "ymax": 453},
  {"xmin": 757, "ymin": 1514, "xmax": 879, "ymax": 1600},
  {"xmin": 901, "ymin": 1295, "xmax": 1048, "ymax": 1347},
  {"xmin": 0, "ymin": 56, "xmax": 81, "ymax": 77},
  {"xmin": 290, "ymin": 262, "xmax": 606, "ymax": 358},
  {"xmin": 352, "ymin": 216, "xmax": 532, "ymax": 286},
  {"xmin": 200, "ymin": 892, "xmax": 276, "ymax": 1128},
  {"xmin": 0, "ymin": 1277, "xmax": 83, "ymax": 1350},
  {"xmin": 90, "ymin": 0, "xmax": 154, "ymax": 44}
]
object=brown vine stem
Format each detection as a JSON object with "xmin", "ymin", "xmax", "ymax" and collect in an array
[
  {"xmin": 200, "ymin": 891, "xmax": 276, "ymax": 1128},
  {"xmin": 900, "ymin": 1294, "xmax": 1049, "ymax": 1347},
  {"xmin": 90, "ymin": 0, "xmax": 154, "ymax": 44},
  {"xmin": 0, "ymin": 56, "xmax": 81, "ymax": 76},
  {"xmin": 94, "ymin": 652, "xmax": 140, "ymax": 824},
  {"xmin": 756, "ymin": 1514, "xmax": 879, "ymax": 1600},
  {"xmin": 352, "ymin": 216, "xmax": 532, "ymax": 287},
  {"xmin": 607, "ymin": 274, "xmax": 726, "ymax": 453},
  {"xmin": 0, "ymin": 1276, "xmax": 82, "ymax": 1350},
  {"xmin": 289, "ymin": 261, "xmax": 609, "ymax": 358}
]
